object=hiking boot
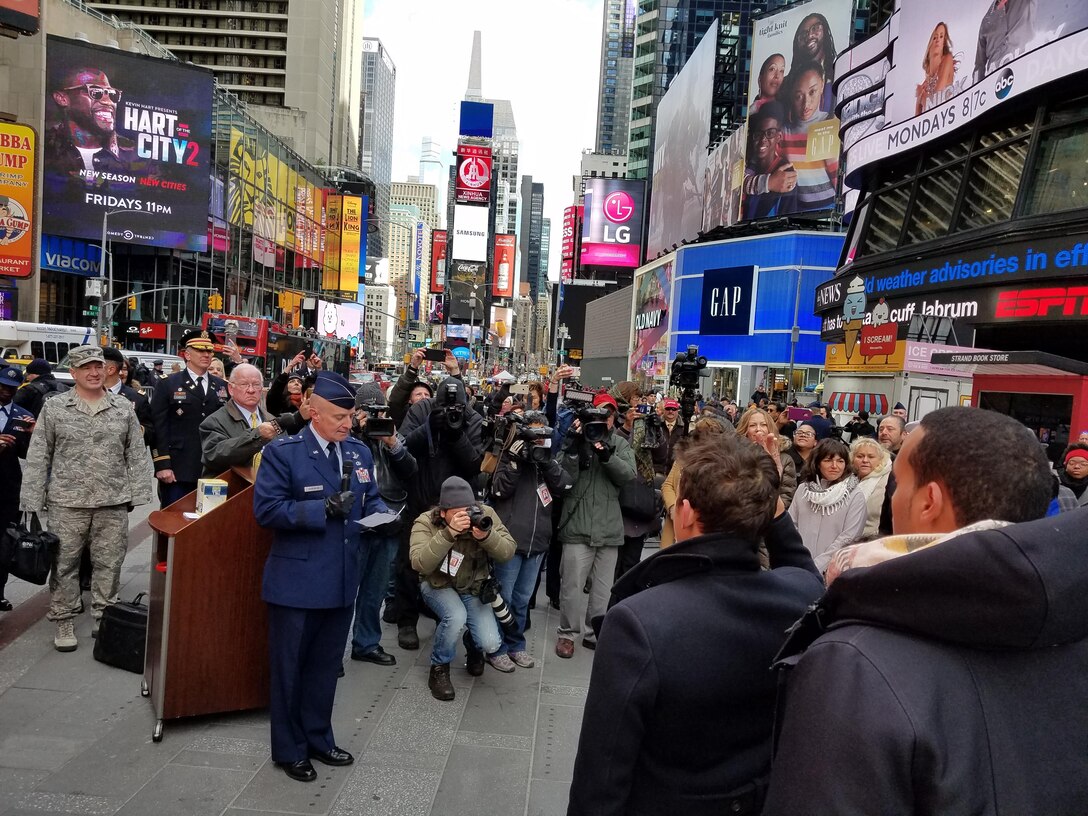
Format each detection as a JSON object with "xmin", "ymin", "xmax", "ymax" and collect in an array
[
  {"xmin": 54, "ymin": 619, "xmax": 77, "ymax": 652},
  {"xmin": 398, "ymin": 624, "xmax": 419, "ymax": 650},
  {"xmin": 428, "ymin": 663, "xmax": 455, "ymax": 701},
  {"xmin": 510, "ymin": 650, "xmax": 535, "ymax": 668},
  {"xmin": 487, "ymin": 653, "xmax": 516, "ymax": 673}
]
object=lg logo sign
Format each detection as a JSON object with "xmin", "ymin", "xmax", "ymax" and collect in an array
[{"xmin": 601, "ymin": 191, "xmax": 635, "ymax": 244}]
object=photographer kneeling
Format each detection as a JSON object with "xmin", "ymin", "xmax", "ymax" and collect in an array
[
  {"xmin": 488, "ymin": 411, "xmax": 574, "ymax": 671},
  {"xmin": 410, "ymin": 476, "xmax": 516, "ymax": 701}
]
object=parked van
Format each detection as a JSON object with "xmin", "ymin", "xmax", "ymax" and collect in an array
[{"xmin": 54, "ymin": 349, "xmax": 185, "ymax": 396}]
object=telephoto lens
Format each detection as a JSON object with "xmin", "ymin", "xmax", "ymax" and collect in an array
[{"xmin": 480, "ymin": 578, "xmax": 519, "ymax": 637}]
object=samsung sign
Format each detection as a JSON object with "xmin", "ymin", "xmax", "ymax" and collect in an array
[
  {"xmin": 40, "ymin": 235, "xmax": 103, "ymax": 277},
  {"xmin": 699, "ymin": 265, "xmax": 757, "ymax": 336}
]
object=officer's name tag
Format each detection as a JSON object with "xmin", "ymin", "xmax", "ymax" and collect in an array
[
  {"xmin": 173, "ymin": 390, "xmax": 187, "ymax": 402},
  {"xmin": 303, "ymin": 485, "xmax": 323, "ymax": 493},
  {"xmin": 440, "ymin": 549, "xmax": 464, "ymax": 577}
]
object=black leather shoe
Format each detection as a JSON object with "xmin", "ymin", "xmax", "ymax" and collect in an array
[
  {"xmin": 277, "ymin": 759, "xmax": 317, "ymax": 782},
  {"xmin": 309, "ymin": 746, "xmax": 354, "ymax": 766},
  {"xmin": 582, "ymin": 638, "xmax": 597, "ymax": 651},
  {"xmin": 351, "ymin": 646, "xmax": 396, "ymax": 666},
  {"xmin": 0, "ymin": 599, "xmax": 12, "ymax": 612},
  {"xmin": 398, "ymin": 624, "xmax": 419, "ymax": 650}
]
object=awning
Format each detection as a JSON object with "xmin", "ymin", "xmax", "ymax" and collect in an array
[
  {"xmin": 928, "ymin": 350, "xmax": 1088, "ymax": 378},
  {"xmin": 827, "ymin": 392, "xmax": 889, "ymax": 415}
]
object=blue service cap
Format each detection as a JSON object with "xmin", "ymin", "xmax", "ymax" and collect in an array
[
  {"xmin": 0, "ymin": 366, "xmax": 24, "ymax": 387},
  {"xmin": 312, "ymin": 371, "xmax": 355, "ymax": 409}
]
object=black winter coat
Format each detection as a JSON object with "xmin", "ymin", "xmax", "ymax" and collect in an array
[
  {"xmin": 489, "ymin": 447, "xmax": 573, "ymax": 556},
  {"xmin": 567, "ymin": 514, "xmax": 823, "ymax": 816},
  {"xmin": 764, "ymin": 509, "xmax": 1088, "ymax": 815}
]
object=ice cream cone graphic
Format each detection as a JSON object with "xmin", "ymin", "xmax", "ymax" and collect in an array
[
  {"xmin": 841, "ymin": 275, "xmax": 868, "ymax": 363},
  {"xmin": 844, "ymin": 320, "xmax": 862, "ymax": 360}
]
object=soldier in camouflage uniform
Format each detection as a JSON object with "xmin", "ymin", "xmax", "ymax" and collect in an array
[{"xmin": 20, "ymin": 346, "xmax": 153, "ymax": 652}]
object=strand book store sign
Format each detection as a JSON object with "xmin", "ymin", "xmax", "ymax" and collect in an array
[{"xmin": 43, "ymin": 36, "xmax": 213, "ymax": 251}]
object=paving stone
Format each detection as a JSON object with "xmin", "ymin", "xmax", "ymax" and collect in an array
[
  {"xmin": 431, "ymin": 744, "xmax": 530, "ymax": 816},
  {"xmin": 531, "ymin": 705, "xmax": 584, "ymax": 783},
  {"xmin": 527, "ymin": 778, "xmax": 575, "ymax": 816},
  {"xmin": 113, "ymin": 764, "xmax": 253, "ymax": 816},
  {"xmin": 365, "ymin": 684, "xmax": 468, "ymax": 755},
  {"xmin": 3, "ymin": 791, "xmax": 119, "ymax": 814},
  {"xmin": 328, "ymin": 765, "xmax": 440, "ymax": 816},
  {"xmin": 0, "ymin": 687, "xmax": 70, "ymax": 732},
  {"xmin": 0, "ymin": 733, "xmax": 96, "ymax": 772}
]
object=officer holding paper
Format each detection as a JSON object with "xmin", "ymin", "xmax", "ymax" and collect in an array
[{"xmin": 253, "ymin": 371, "xmax": 389, "ymax": 783}]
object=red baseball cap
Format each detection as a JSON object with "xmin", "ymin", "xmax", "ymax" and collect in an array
[
  {"xmin": 663, "ymin": 399, "xmax": 680, "ymax": 409},
  {"xmin": 592, "ymin": 393, "xmax": 618, "ymax": 411}
]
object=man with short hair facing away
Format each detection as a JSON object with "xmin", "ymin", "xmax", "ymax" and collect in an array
[
  {"xmin": 199, "ymin": 363, "xmax": 293, "ymax": 475},
  {"xmin": 764, "ymin": 407, "xmax": 1088, "ymax": 814},
  {"xmin": 568, "ymin": 435, "xmax": 822, "ymax": 816},
  {"xmin": 253, "ymin": 372, "xmax": 388, "ymax": 782},
  {"xmin": 20, "ymin": 346, "xmax": 152, "ymax": 652}
]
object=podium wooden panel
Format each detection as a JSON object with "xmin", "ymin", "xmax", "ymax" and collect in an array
[{"xmin": 144, "ymin": 467, "xmax": 271, "ymax": 741}]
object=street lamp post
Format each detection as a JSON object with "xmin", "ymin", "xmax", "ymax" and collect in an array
[
  {"xmin": 556, "ymin": 323, "xmax": 570, "ymax": 366},
  {"xmin": 98, "ymin": 208, "xmax": 153, "ymax": 345}
]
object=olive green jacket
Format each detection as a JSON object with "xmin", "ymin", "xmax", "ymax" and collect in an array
[{"xmin": 410, "ymin": 504, "xmax": 515, "ymax": 594}]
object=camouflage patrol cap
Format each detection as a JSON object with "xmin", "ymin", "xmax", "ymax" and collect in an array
[{"xmin": 69, "ymin": 345, "xmax": 105, "ymax": 368}]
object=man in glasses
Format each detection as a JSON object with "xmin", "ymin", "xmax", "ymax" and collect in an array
[
  {"xmin": 44, "ymin": 67, "xmax": 138, "ymax": 188},
  {"xmin": 742, "ymin": 100, "xmax": 797, "ymax": 220},
  {"xmin": 199, "ymin": 363, "xmax": 294, "ymax": 476}
]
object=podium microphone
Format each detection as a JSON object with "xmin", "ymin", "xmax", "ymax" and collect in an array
[{"xmin": 341, "ymin": 458, "xmax": 352, "ymax": 494}]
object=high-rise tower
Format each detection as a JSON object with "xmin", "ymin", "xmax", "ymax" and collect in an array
[
  {"xmin": 360, "ymin": 37, "xmax": 397, "ymax": 258},
  {"xmin": 594, "ymin": 0, "xmax": 637, "ymax": 155}
]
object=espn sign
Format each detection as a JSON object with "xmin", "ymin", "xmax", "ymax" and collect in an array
[
  {"xmin": 455, "ymin": 143, "xmax": 492, "ymax": 205},
  {"xmin": 995, "ymin": 286, "xmax": 1088, "ymax": 319}
]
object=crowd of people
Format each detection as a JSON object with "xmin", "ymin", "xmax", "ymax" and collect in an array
[{"xmin": 2, "ymin": 337, "xmax": 1087, "ymax": 809}]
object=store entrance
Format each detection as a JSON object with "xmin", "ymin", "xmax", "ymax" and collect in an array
[{"xmin": 976, "ymin": 390, "xmax": 1073, "ymax": 464}]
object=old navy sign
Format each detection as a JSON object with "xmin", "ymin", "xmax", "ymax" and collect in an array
[
  {"xmin": 40, "ymin": 235, "xmax": 103, "ymax": 277},
  {"xmin": 699, "ymin": 265, "xmax": 756, "ymax": 336}
]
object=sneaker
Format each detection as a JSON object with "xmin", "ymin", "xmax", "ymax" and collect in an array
[
  {"xmin": 509, "ymin": 650, "xmax": 535, "ymax": 668},
  {"xmin": 555, "ymin": 637, "xmax": 575, "ymax": 659},
  {"xmin": 54, "ymin": 619, "xmax": 77, "ymax": 652},
  {"xmin": 486, "ymin": 653, "xmax": 516, "ymax": 673},
  {"xmin": 428, "ymin": 663, "xmax": 455, "ymax": 701}
]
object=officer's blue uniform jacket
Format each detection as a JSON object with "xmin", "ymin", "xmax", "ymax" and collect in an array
[{"xmin": 253, "ymin": 426, "xmax": 388, "ymax": 609}]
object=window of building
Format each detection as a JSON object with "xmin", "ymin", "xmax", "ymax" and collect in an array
[
  {"xmin": 861, "ymin": 184, "xmax": 911, "ymax": 254},
  {"xmin": 955, "ymin": 137, "xmax": 1029, "ymax": 231}
]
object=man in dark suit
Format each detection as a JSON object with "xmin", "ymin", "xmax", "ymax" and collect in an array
[
  {"xmin": 102, "ymin": 346, "xmax": 153, "ymax": 446},
  {"xmin": 198, "ymin": 362, "xmax": 294, "ymax": 475},
  {"xmin": 0, "ymin": 366, "xmax": 35, "ymax": 611},
  {"xmin": 253, "ymin": 371, "xmax": 388, "ymax": 783},
  {"xmin": 150, "ymin": 329, "xmax": 227, "ymax": 506}
]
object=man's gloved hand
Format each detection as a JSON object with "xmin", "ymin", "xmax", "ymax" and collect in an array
[
  {"xmin": 593, "ymin": 442, "xmax": 613, "ymax": 462},
  {"xmin": 429, "ymin": 408, "xmax": 448, "ymax": 434},
  {"xmin": 325, "ymin": 490, "xmax": 356, "ymax": 519}
]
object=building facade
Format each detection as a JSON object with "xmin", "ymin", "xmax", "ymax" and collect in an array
[
  {"xmin": 364, "ymin": 284, "xmax": 397, "ymax": 360},
  {"xmin": 87, "ymin": 0, "xmax": 362, "ymax": 168},
  {"xmin": 360, "ymin": 37, "xmax": 397, "ymax": 258},
  {"xmin": 519, "ymin": 177, "xmax": 546, "ymax": 309},
  {"xmin": 595, "ymin": 0, "xmax": 637, "ymax": 155}
]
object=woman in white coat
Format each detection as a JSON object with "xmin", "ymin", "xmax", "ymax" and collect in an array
[
  {"xmin": 850, "ymin": 436, "xmax": 892, "ymax": 540},
  {"xmin": 789, "ymin": 438, "xmax": 866, "ymax": 574}
]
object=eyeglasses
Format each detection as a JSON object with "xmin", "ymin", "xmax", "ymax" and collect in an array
[
  {"xmin": 64, "ymin": 84, "xmax": 122, "ymax": 103},
  {"xmin": 794, "ymin": 430, "xmax": 815, "ymax": 438},
  {"xmin": 231, "ymin": 382, "xmax": 263, "ymax": 391},
  {"xmin": 753, "ymin": 128, "xmax": 781, "ymax": 143}
]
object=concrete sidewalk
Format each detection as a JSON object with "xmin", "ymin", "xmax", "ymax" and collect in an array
[{"xmin": 0, "ymin": 511, "xmax": 595, "ymax": 816}]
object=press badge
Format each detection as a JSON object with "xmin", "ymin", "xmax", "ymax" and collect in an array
[
  {"xmin": 440, "ymin": 549, "xmax": 464, "ymax": 577},
  {"xmin": 537, "ymin": 484, "xmax": 553, "ymax": 507}
]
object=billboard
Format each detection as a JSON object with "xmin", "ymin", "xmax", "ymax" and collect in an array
[
  {"xmin": 43, "ymin": 36, "xmax": 213, "ymax": 251},
  {"xmin": 459, "ymin": 101, "xmax": 494, "ymax": 138},
  {"xmin": 702, "ymin": 124, "xmax": 747, "ymax": 233},
  {"xmin": 451, "ymin": 204, "xmax": 488, "ymax": 262},
  {"xmin": 489, "ymin": 305, "xmax": 513, "ymax": 348},
  {"xmin": 629, "ymin": 260, "xmax": 672, "ymax": 383},
  {"xmin": 742, "ymin": 0, "xmax": 853, "ymax": 221},
  {"xmin": 40, "ymin": 235, "xmax": 102, "ymax": 277},
  {"xmin": 493, "ymin": 233, "xmax": 515, "ymax": 298},
  {"xmin": 446, "ymin": 259, "xmax": 486, "ymax": 323},
  {"xmin": 842, "ymin": 0, "xmax": 1088, "ymax": 183},
  {"xmin": 455, "ymin": 144, "xmax": 492, "ymax": 205},
  {"xmin": 317, "ymin": 299, "xmax": 362, "ymax": 340},
  {"xmin": 699, "ymin": 266, "xmax": 758, "ymax": 336},
  {"xmin": 581, "ymin": 178, "xmax": 645, "ymax": 269},
  {"xmin": 647, "ymin": 19, "xmax": 717, "ymax": 258},
  {"xmin": 0, "ymin": 122, "xmax": 36, "ymax": 278},
  {"xmin": 430, "ymin": 229, "xmax": 447, "ymax": 294},
  {"xmin": 0, "ymin": 0, "xmax": 38, "ymax": 35}
]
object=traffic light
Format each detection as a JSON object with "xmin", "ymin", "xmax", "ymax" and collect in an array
[
  {"xmin": 127, "ymin": 296, "xmax": 137, "ymax": 311},
  {"xmin": 208, "ymin": 292, "xmax": 224, "ymax": 310}
]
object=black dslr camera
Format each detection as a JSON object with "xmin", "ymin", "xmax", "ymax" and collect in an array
[
  {"xmin": 467, "ymin": 504, "xmax": 493, "ymax": 532},
  {"xmin": 578, "ymin": 406, "xmax": 611, "ymax": 444},
  {"xmin": 439, "ymin": 381, "xmax": 465, "ymax": 431},
  {"xmin": 353, "ymin": 403, "xmax": 395, "ymax": 439}
]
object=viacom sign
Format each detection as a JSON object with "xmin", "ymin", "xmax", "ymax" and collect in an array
[{"xmin": 40, "ymin": 235, "xmax": 103, "ymax": 277}]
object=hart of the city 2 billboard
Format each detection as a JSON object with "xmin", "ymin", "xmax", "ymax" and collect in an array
[{"xmin": 42, "ymin": 36, "xmax": 214, "ymax": 251}]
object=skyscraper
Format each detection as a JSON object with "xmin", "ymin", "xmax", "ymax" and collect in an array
[
  {"xmin": 418, "ymin": 138, "xmax": 447, "ymax": 229},
  {"xmin": 540, "ymin": 218, "xmax": 551, "ymax": 285},
  {"xmin": 361, "ymin": 37, "xmax": 397, "ymax": 258},
  {"xmin": 464, "ymin": 32, "xmax": 520, "ymax": 236},
  {"xmin": 519, "ymin": 176, "xmax": 545, "ymax": 317},
  {"xmin": 594, "ymin": 0, "xmax": 637, "ymax": 155},
  {"xmin": 89, "ymin": 0, "xmax": 364, "ymax": 168}
]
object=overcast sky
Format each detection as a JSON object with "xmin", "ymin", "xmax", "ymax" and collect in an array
[{"xmin": 361, "ymin": 0, "xmax": 603, "ymax": 283}]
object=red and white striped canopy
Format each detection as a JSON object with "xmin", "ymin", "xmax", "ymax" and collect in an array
[{"xmin": 827, "ymin": 392, "xmax": 889, "ymax": 416}]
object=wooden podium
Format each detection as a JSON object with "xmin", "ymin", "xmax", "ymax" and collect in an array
[{"xmin": 144, "ymin": 467, "xmax": 271, "ymax": 742}]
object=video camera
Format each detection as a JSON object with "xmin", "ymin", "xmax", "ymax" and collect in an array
[
  {"xmin": 516, "ymin": 422, "xmax": 554, "ymax": 463},
  {"xmin": 353, "ymin": 403, "xmax": 395, "ymax": 439},
  {"xmin": 438, "ymin": 381, "xmax": 465, "ymax": 432},
  {"xmin": 578, "ymin": 406, "xmax": 611, "ymax": 444},
  {"xmin": 670, "ymin": 345, "xmax": 708, "ymax": 391}
]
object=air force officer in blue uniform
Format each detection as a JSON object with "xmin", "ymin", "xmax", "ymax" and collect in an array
[{"xmin": 254, "ymin": 371, "xmax": 388, "ymax": 782}]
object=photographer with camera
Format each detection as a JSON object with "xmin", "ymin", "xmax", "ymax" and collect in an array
[
  {"xmin": 555, "ymin": 393, "xmax": 636, "ymax": 658},
  {"xmin": 487, "ymin": 411, "xmax": 574, "ymax": 671},
  {"xmin": 346, "ymin": 383, "xmax": 417, "ymax": 667},
  {"xmin": 614, "ymin": 387, "xmax": 666, "ymax": 580},
  {"xmin": 410, "ymin": 477, "xmax": 515, "ymax": 701},
  {"xmin": 392, "ymin": 377, "xmax": 486, "ymax": 651},
  {"xmin": 388, "ymin": 348, "xmax": 456, "ymax": 425}
]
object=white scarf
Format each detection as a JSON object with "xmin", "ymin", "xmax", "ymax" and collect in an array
[{"xmin": 804, "ymin": 475, "xmax": 859, "ymax": 516}]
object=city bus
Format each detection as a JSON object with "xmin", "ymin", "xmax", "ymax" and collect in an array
[{"xmin": 0, "ymin": 321, "xmax": 94, "ymax": 366}]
